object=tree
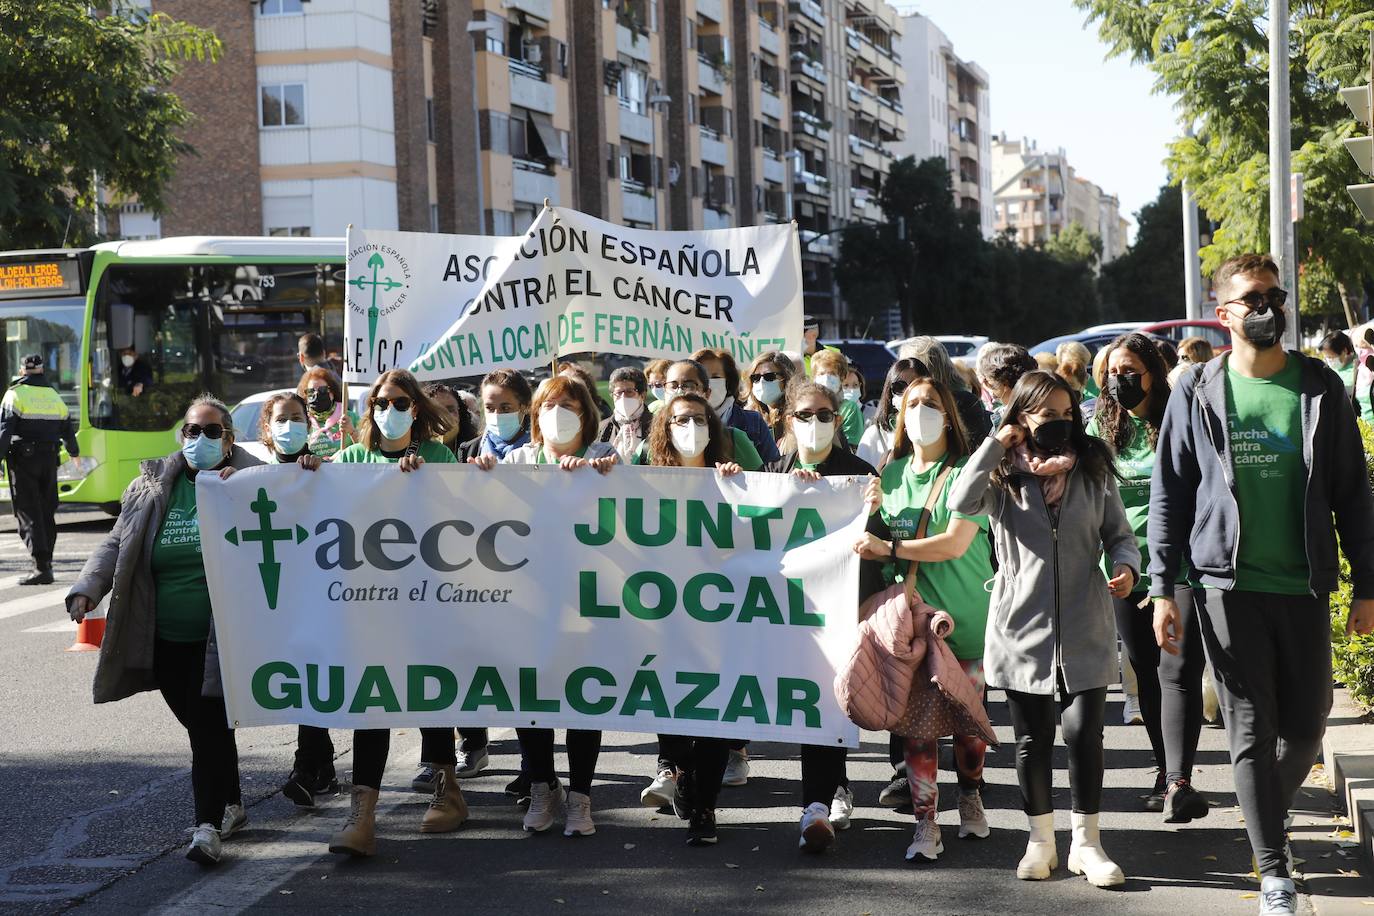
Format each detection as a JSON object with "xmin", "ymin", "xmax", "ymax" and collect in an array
[
  {"xmin": 1099, "ymin": 184, "xmax": 1193, "ymax": 321},
  {"xmin": 1074, "ymin": 0, "xmax": 1374, "ymax": 323},
  {"xmin": 0, "ymin": 2, "xmax": 221, "ymax": 249},
  {"xmin": 1045, "ymin": 221, "xmax": 1104, "ymax": 270}
]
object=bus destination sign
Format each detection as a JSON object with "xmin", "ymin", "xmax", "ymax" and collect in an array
[{"xmin": 0, "ymin": 259, "xmax": 82, "ymax": 300}]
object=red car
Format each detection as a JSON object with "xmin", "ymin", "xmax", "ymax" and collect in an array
[{"xmin": 1138, "ymin": 318, "xmax": 1231, "ymax": 352}]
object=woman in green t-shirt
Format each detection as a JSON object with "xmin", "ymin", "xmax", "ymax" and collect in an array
[
  {"xmin": 328, "ymin": 370, "xmax": 466, "ymax": 858},
  {"xmin": 852, "ymin": 371, "xmax": 995, "ymax": 864},
  {"xmin": 1089, "ymin": 334, "xmax": 1209, "ymax": 824},
  {"xmin": 808, "ymin": 348, "xmax": 864, "ymax": 451}
]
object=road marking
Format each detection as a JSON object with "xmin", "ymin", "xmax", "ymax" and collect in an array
[
  {"xmin": 0, "ymin": 588, "xmax": 67, "ymax": 620},
  {"xmin": 22, "ymin": 620, "xmax": 74, "ymax": 633}
]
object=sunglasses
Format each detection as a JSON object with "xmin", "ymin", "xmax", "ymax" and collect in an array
[
  {"xmin": 750, "ymin": 372, "xmax": 782, "ymax": 384},
  {"xmin": 1224, "ymin": 287, "xmax": 1288, "ymax": 313},
  {"xmin": 181, "ymin": 423, "xmax": 225, "ymax": 440},
  {"xmin": 371, "ymin": 395, "xmax": 413, "ymax": 412},
  {"xmin": 890, "ymin": 379, "xmax": 910, "ymax": 396},
  {"xmin": 792, "ymin": 409, "xmax": 836, "ymax": 424},
  {"xmin": 670, "ymin": 414, "xmax": 708, "ymax": 428}
]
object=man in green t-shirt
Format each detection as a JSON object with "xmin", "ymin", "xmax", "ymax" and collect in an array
[{"xmin": 1149, "ymin": 254, "xmax": 1374, "ymax": 915}]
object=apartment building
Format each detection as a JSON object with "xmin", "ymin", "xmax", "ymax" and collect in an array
[
  {"xmin": 990, "ymin": 135, "xmax": 1129, "ymax": 263},
  {"xmin": 892, "ymin": 12, "xmax": 992, "ymax": 237}
]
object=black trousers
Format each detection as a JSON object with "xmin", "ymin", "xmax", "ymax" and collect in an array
[
  {"xmin": 9, "ymin": 449, "xmax": 58, "ymax": 570},
  {"xmin": 351, "ymin": 727, "xmax": 456, "ymax": 790},
  {"xmin": 517, "ymin": 728, "xmax": 601, "ymax": 796},
  {"xmin": 800, "ymin": 745, "xmax": 849, "ymax": 807},
  {"xmin": 659, "ymin": 734, "xmax": 730, "ymax": 812},
  {"xmin": 154, "ymin": 638, "xmax": 241, "ymax": 826},
  {"xmin": 1005, "ymin": 684, "xmax": 1108, "ymax": 816},
  {"xmin": 1201, "ymin": 590, "xmax": 1332, "ymax": 878},
  {"xmin": 294, "ymin": 726, "xmax": 336, "ymax": 779},
  {"xmin": 1113, "ymin": 586, "xmax": 1206, "ymax": 780}
]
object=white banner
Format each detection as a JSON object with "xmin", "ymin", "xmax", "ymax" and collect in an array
[
  {"xmin": 198, "ymin": 464, "xmax": 864, "ymax": 746},
  {"xmin": 344, "ymin": 207, "xmax": 803, "ymax": 381}
]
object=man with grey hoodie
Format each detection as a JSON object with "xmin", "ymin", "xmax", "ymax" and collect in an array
[{"xmin": 1148, "ymin": 253, "xmax": 1374, "ymax": 916}]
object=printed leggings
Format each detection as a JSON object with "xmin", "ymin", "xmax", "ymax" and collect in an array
[{"xmin": 904, "ymin": 658, "xmax": 987, "ymax": 819}]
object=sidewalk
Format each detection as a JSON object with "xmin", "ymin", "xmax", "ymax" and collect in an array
[{"xmin": 1300, "ymin": 686, "xmax": 1374, "ymax": 914}]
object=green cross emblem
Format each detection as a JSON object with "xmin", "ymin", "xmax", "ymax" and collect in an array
[
  {"xmin": 348, "ymin": 252, "xmax": 403, "ymax": 360},
  {"xmin": 224, "ymin": 487, "xmax": 308, "ymax": 610}
]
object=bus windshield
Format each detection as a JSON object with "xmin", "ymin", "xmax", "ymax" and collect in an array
[
  {"xmin": 90, "ymin": 261, "xmax": 343, "ymax": 431},
  {"xmin": 0, "ymin": 297, "xmax": 85, "ymax": 411}
]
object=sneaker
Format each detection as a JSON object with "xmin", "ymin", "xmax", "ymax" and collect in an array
[
  {"xmin": 687, "ymin": 808, "xmax": 718, "ymax": 846},
  {"xmin": 523, "ymin": 781, "xmax": 565, "ymax": 833},
  {"xmin": 412, "ymin": 763, "xmax": 436, "ymax": 793},
  {"xmin": 641, "ymin": 768, "xmax": 679, "ymax": 809},
  {"xmin": 506, "ymin": 772, "xmax": 532, "ymax": 807},
  {"xmin": 1123, "ymin": 693, "xmax": 1144, "ymax": 725},
  {"xmin": 722, "ymin": 749, "xmax": 749, "ymax": 787},
  {"xmin": 672, "ymin": 773, "xmax": 695, "ymax": 821},
  {"xmin": 830, "ymin": 785, "xmax": 854, "ymax": 831},
  {"xmin": 1145, "ymin": 770, "xmax": 1168, "ymax": 813},
  {"xmin": 905, "ymin": 813, "xmax": 943, "ymax": 862},
  {"xmin": 957, "ymin": 791, "xmax": 990, "ymax": 839},
  {"xmin": 1258, "ymin": 876, "xmax": 1297, "ymax": 914},
  {"xmin": 1163, "ymin": 777, "xmax": 1209, "ymax": 824},
  {"xmin": 456, "ymin": 748, "xmax": 490, "ymax": 779},
  {"xmin": 281, "ymin": 768, "xmax": 340, "ymax": 807},
  {"xmin": 799, "ymin": 801, "xmax": 835, "ymax": 852},
  {"xmin": 878, "ymin": 773, "xmax": 909, "ymax": 808},
  {"xmin": 563, "ymin": 790, "xmax": 596, "ymax": 837},
  {"xmin": 185, "ymin": 823, "xmax": 221, "ymax": 865},
  {"xmin": 220, "ymin": 803, "xmax": 247, "ymax": 839}
]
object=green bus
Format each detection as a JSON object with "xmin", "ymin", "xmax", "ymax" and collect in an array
[{"xmin": 0, "ymin": 237, "xmax": 345, "ymax": 509}]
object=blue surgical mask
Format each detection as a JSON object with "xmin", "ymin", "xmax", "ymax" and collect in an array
[
  {"xmin": 373, "ymin": 406, "xmax": 415, "ymax": 440},
  {"xmin": 271, "ymin": 419, "xmax": 308, "ymax": 455},
  {"xmin": 182, "ymin": 434, "xmax": 224, "ymax": 470},
  {"xmin": 487, "ymin": 410, "xmax": 523, "ymax": 441}
]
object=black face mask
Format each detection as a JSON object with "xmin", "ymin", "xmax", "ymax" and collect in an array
[
  {"xmin": 1106, "ymin": 372, "xmax": 1147, "ymax": 411},
  {"xmin": 1031, "ymin": 419, "xmax": 1074, "ymax": 454},
  {"xmin": 308, "ymin": 388, "xmax": 335, "ymax": 413},
  {"xmin": 1240, "ymin": 307, "xmax": 1285, "ymax": 349}
]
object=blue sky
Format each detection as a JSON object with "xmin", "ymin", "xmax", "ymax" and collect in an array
[{"xmin": 903, "ymin": 1, "xmax": 1181, "ymax": 231}]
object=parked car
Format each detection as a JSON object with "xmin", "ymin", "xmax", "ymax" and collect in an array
[
  {"xmin": 885, "ymin": 335, "xmax": 990, "ymax": 367},
  {"xmin": 230, "ymin": 388, "xmax": 293, "ymax": 462},
  {"xmin": 1137, "ymin": 319, "xmax": 1231, "ymax": 352},
  {"xmin": 1081, "ymin": 321, "xmax": 1151, "ymax": 335},
  {"xmin": 1029, "ymin": 331, "xmax": 1133, "ymax": 357},
  {"xmin": 822, "ymin": 338, "xmax": 896, "ymax": 393}
]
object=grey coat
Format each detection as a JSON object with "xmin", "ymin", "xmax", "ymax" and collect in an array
[
  {"xmin": 67, "ymin": 447, "xmax": 263, "ymax": 704},
  {"xmin": 948, "ymin": 437, "xmax": 1139, "ymax": 696}
]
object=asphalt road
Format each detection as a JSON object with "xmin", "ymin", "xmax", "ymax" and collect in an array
[{"xmin": 0, "ymin": 507, "xmax": 1368, "ymax": 914}]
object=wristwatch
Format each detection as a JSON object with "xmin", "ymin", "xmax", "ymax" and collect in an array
[{"xmin": 890, "ymin": 537, "xmax": 899, "ymax": 563}]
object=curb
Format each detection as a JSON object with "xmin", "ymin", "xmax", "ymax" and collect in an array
[{"xmin": 1322, "ymin": 687, "xmax": 1374, "ymax": 877}]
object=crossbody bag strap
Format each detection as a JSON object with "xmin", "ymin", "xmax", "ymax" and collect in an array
[{"xmin": 902, "ymin": 461, "xmax": 957, "ymax": 605}]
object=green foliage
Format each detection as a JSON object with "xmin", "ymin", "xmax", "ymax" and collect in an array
[
  {"xmin": 1330, "ymin": 419, "xmax": 1374, "ymax": 709},
  {"xmin": 1075, "ymin": 0, "xmax": 1374, "ymax": 318},
  {"xmin": 1045, "ymin": 221, "xmax": 1104, "ymax": 269},
  {"xmin": 1100, "ymin": 185, "xmax": 1193, "ymax": 321},
  {"xmin": 835, "ymin": 156, "xmax": 1101, "ymax": 343},
  {"xmin": 0, "ymin": 1, "xmax": 222, "ymax": 249}
]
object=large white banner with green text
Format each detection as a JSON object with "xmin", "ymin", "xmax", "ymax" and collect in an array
[
  {"xmin": 199, "ymin": 464, "xmax": 863, "ymax": 746},
  {"xmin": 343, "ymin": 207, "xmax": 802, "ymax": 382}
]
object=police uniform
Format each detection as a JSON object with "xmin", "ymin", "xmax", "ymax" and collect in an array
[{"xmin": 0, "ymin": 356, "xmax": 79, "ymax": 584}]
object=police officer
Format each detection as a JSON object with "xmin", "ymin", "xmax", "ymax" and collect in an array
[{"xmin": 0, "ymin": 354, "xmax": 78, "ymax": 585}]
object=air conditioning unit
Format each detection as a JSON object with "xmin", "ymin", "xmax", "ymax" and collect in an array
[{"xmin": 523, "ymin": 41, "xmax": 543, "ymax": 64}]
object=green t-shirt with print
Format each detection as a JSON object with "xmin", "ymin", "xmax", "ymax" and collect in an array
[
  {"xmin": 838, "ymin": 399, "xmax": 863, "ymax": 447},
  {"xmin": 152, "ymin": 473, "xmax": 213, "ymax": 642},
  {"xmin": 1224, "ymin": 356, "xmax": 1309, "ymax": 594},
  {"xmin": 335, "ymin": 439, "xmax": 458, "ymax": 465},
  {"xmin": 879, "ymin": 453, "xmax": 993, "ymax": 660}
]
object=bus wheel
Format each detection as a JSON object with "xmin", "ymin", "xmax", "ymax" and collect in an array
[{"xmin": 101, "ymin": 502, "xmax": 121, "ymax": 517}]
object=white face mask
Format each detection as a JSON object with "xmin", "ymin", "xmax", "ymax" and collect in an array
[
  {"xmin": 752, "ymin": 378, "xmax": 783, "ymax": 406},
  {"xmin": 906, "ymin": 403, "xmax": 946, "ymax": 447},
  {"xmin": 539, "ymin": 405, "xmax": 582, "ymax": 446},
  {"xmin": 649, "ymin": 384, "xmax": 666, "ymax": 403},
  {"xmin": 1325, "ymin": 356, "xmax": 1346, "ymax": 371},
  {"xmin": 121, "ymin": 354, "xmax": 135, "ymax": 368},
  {"xmin": 671, "ymin": 421, "xmax": 710, "ymax": 458},
  {"xmin": 613, "ymin": 396, "xmax": 644, "ymax": 423},
  {"xmin": 794, "ymin": 417, "xmax": 835, "ymax": 452},
  {"xmin": 814, "ymin": 373, "xmax": 841, "ymax": 394},
  {"xmin": 842, "ymin": 386, "xmax": 861, "ymax": 403},
  {"xmin": 891, "ymin": 394, "xmax": 905, "ymax": 413},
  {"xmin": 707, "ymin": 377, "xmax": 729, "ymax": 410}
]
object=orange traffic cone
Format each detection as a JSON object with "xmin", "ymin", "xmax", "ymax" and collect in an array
[{"xmin": 67, "ymin": 598, "xmax": 106, "ymax": 653}]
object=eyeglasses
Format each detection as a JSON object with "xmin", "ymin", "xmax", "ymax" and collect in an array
[
  {"xmin": 792, "ymin": 409, "xmax": 836, "ymax": 424},
  {"xmin": 750, "ymin": 372, "xmax": 781, "ymax": 384},
  {"xmin": 665, "ymin": 380, "xmax": 701, "ymax": 392},
  {"xmin": 181, "ymin": 423, "xmax": 225, "ymax": 440},
  {"xmin": 670, "ymin": 415, "xmax": 708, "ymax": 428},
  {"xmin": 1224, "ymin": 287, "xmax": 1288, "ymax": 313},
  {"xmin": 371, "ymin": 396, "xmax": 413, "ymax": 412}
]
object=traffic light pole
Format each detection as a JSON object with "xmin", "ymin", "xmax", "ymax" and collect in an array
[{"xmin": 1269, "ymin": 0, "xmax": 1299, "ymax": 348}]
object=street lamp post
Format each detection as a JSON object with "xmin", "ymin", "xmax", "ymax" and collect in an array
[
  {"xmin": 648, "ymin": 94, "xmax": 672, "ymax": 228},
  {"xmin": 466, "ymin": 19, "xmax": 502, "ymax": 236},
  {"xmin": 1269, "ymin": 0, "xmax": 1299, "ymax": 346}
]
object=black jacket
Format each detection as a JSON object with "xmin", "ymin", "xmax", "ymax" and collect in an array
[{"xmin": 765, "ymin": 446, "xmax": 875, "ymax": 477}]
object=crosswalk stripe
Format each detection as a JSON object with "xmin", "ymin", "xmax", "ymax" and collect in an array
[
  {"xmin": 0, "ymin": 589, "xmax": 68, "ymax": 620},
  {"xmin": 22, "ymin": 620, "xmax": 74, "ymax": 633}
]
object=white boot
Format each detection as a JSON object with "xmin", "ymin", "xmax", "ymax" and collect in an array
[
  {"xmin": 1067, "ymin": 812, "xmax": 1125, "ymax": 887},
  {"xmin": 1016, "ymin": 813, "xmax": 1057, "ymax": 880}
]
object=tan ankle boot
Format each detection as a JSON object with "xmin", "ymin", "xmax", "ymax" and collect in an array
[
  {"xmin": 329, "ymin": 786, "xmax": 379, "ymax": 856},
  {"xmin": 420, "ymin": 765, "xmax": 469, "ymax": 833}
]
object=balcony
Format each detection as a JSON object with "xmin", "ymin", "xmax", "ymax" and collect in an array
[
  {"xmin": 622, "ymin": 185, "xmax": 657, "ymax": 224},
  {"xmin": 616, "ymin": 24, "xmax": 650, "ymax": 64},
  {"xmin": 799, "ymin": 229, "xmax": 834, "ymax": 256},
  {"xmin": 763, "ymin": 153, "xmax": 786, "ymax": 184},
  {"xmin": 795, "ymin": 169, "xmax": 830, "ymax": 197},
  {"xmin": 759, "ymin": 17, "xmax": 780, "ymax": 55},
  {"xmin": 791, "ymin": 53, "xmax": 828, "ymax": 85},
  {"xmin": 699, "ymin": 58, "xmax": 726, "ymax": 94},
  {"xmin": 959, "ymin": 137, "xmax": 979, "ymax": 160},
  {"xmin": 510, "ymin": 61, "xmax": 555, "ymax": 114},
  {"xmin": 697, "ymin": 0, "xmax": 723, "ymax": 24},
  {"xmin": 514, "ymin": 166, "xmax": 559, "ymax": 205},
  {"xmin": 504, "ymin": 0, "xmax": 553, "ymax": 20},
  {"xmin": 792, "ymin": 110, "xmax": 830, "ymax": 141},
  {"xmin": 760, "ymin": 86, "xmax": 784, "ymax": 119},
  {"xmin": 699, "ymin": 128, "xmax": 728, "ymax": 166},
  {"xmin": 960, "ymin": 180, "xmax": 981, "ymax": 201},
  {"xmin": 960, "ymin": 98, "xmax": 978, "ymax": 122},
  {"xmin": 789, "ymin": 0, "xmax": 825, "ymax": 27},
  {"xmin": 619, "ymin": 108, "xmax": 653, "ymax": 145},
  {"xmin": 703, "ymin": 207, "xmax": 732, "ymax": 231}
]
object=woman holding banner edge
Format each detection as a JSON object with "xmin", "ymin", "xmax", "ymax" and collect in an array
[
  {"xmin": 469, "ymin": 374, "xmax": 617, "ymax": 837},
  {"xmin": 326, "ymin": 370, "xmax": 469, "ymax": 858}
]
